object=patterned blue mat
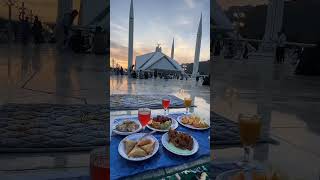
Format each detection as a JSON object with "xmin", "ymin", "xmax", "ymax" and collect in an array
[
  {"xmin": 110, "ymin": 113, "xmax": 210, "ymax": 180},
  {"xmin": 111, "ymin": 94, "xmax": 194, "ymax": 110}
]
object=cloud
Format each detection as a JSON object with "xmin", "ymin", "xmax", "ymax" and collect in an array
[
  {"xmin": 184, "ymin": 0, "xmax": 195, "ymax": 8},
  {"xmin": 176, "ymin": 16, "xmax": 192, "ymax": 26},
  {"xmin": 110, "ymin": 22, "xmax": 127, "ymax": 32}
]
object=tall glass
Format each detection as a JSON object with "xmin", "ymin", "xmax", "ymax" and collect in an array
[
  {"xmin": 238, "ymin": 114, "xmax": 261, "ymax": 169},
  {"xmin": 184, "ymin": 98, "xmax": 192, "ymax": 114},
  {"xmin": 90, "ymin": 147, "xmax": 109, "ymax": 180},
  {"xmin": 138, "ymin": 108, "xmax": 151, "ymax": 129},
  {"xmin": 162, "ymin": 98, "xmax": 170, "ymax": 115}
]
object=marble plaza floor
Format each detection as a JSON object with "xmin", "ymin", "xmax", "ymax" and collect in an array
[
  {"xmin": 0, "ymin": 44, "xmax": 107, "ymax": 105},
  {"xmin": 1, "ymin": 43, "xmax": 320, "ymax": 179},
  {"xmin": 0, "ymin": 44, "xmax": 107, "ymax": 179},
  {"xmin": 212, "ymin": 57, "xmax": 320, "ymax": 179}
]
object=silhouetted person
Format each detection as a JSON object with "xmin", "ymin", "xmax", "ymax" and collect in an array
[
  {"xmin": 294, "ymin": 47, "xmax": 303, "ymax": 65},
  {"xmin": 62, "ymin": 10, "xmax": 78, "ymax": 47},
  {"xmin": 120, "ymin": 66, "xmax": 124, "ymax": 75},
  {"xmin": 132, "ymin": 71, "xmax": 137, "ymax": 78},
  {"xmin": 154, "ymin": 70, "xmax": 158, "ymax": 78},
  {"xmin": 32, "ymin": 16, "xmax": 43, "ymax": 44},
  {"xmin": 21, "ymin": 17, "xmax": 31, "ymax": 45},
  {"xmin": 144, "ymin": 71, "xmax": 148, "ymax": 79},
  {"xmin": 242, "ymin": 41, "xmax": 249, "ymax": 59},
  {"xmin": 276, "ymin": 31, "xmax": 287, "ymax": 64}
]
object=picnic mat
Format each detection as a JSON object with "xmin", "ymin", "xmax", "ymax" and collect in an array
[
  {"xmin": 110, "ymin": 113, "xmax": 210, "ymax": 180},
  {"xmin": 48, "ymin": 162, "xmax": 239, "ymax": 180},
  {"xmin": 111, "ymin": 94, "xmax": 194, "ymax": 110},
  {"xmin": 0, "ymin": 103, "xmax": 108, "ymax": 152},
  {"xmin": 211, "ymin": 112, "xmax": 278, "ymax": 148},
  {"xmin": 48, "ymin": 162, "xmax": 253, "ymax": 180},
  {"xmin": 161, "ymin": 162, "xmax": 210, "ymax": 180}
]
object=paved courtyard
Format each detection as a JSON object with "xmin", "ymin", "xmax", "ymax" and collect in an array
[
  {"xmin": 1, "ymin": 43, "xmax": 320, "ymax": 179},
  {"xmin": 0, "ymin": 44, "xmax": 107, "ymax": 179},
  {"xmin": 212, "ymin": 56, "xmax": 320, "ymax": 179}
]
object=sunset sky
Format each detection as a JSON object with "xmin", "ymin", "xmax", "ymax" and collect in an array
[
  {"xmin": 0, "ymin": 0, "xmax": 268, "ymax": 69},
  {"xmin": 0, "ymin": 0, "xmax": 80, "ymax": 23},
  {"xmin": 110, "ymin": 0, "xmax": 211, "ymax": 68},
  {"xmin": 0, "ymin": 0, "xmax": 268, "ymax": 22}
]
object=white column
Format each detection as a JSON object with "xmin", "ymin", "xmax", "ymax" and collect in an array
[
  {"xmin": 192, "ymin": 14, "xmax": 202, "ymax": 77},
  {"xmin": 128, "ymin": 0, "xmax": 134, "ymax": 75},
  {"xmin": 261, "ymin": 0, "xmax": 284, "ymax": 51},
  {"xmin": 171, "ymin": 38, "xmax": 174, "ymax": 59},
  {"xmin": 78, "ymin": 0, "xmax": 85, "ymax": 25}
]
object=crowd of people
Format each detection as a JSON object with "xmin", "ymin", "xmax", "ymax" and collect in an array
[
  {"xmin": 111, "ymin": 66, "xmax": 210, "ymax": 86},
  {"xmin": 16, "ymin": 9, "xmax": 107, "ymax": 54},
  {"xmin": 20, "ymin": 15, "xmax": 44, "ymax": 45}
]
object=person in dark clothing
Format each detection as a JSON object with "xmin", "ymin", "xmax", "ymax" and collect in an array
[
  {"xmin": 132, "ymin": 71, "xmax": 137, "ymax": 78},
  {"xmin": 32, "ymin": 16, "xmax": 43, "ymax": 44},
  {"xmin": 120, "ymin": 67, "xmax": 124, "ymax": 75},
  {"xmin": 21, "ymin": 17, "xmax": 31, "ymax": 45},
  {"xmin": 242, "ymin": 41, "xmax": 249, "ymax": 59},
  {"xmin": 202, "ymin": 75, "xmax": 210, "ymax": 86},
  {"xmin": 144, "ymin": 72, "xmax": 148, "ymax": 79},
  {"xmin": 276, "ymin": 31, "xmax": 287, "ymax": 64},
  {"xmin": 154, "ymin": 70, "xmax": 158, "ymax": 79},
  {"xmin": 62, "ymin": 10, "xmax": 78, "ymax": 46}
]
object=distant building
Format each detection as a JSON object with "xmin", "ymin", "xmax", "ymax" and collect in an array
[{"xmin": 135, "ymin": 45, "xmax": 183, "ymax": 73}]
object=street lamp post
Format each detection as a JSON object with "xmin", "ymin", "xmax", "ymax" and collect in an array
[{"xmin": 6, "ymin": 0, "xmax": 15, "ymax": 43}]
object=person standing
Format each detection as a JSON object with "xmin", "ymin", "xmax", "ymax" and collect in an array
[
  {"xmin": 242, "ymin": 41, "xmax": 249, "ymax": 60},
  {"xmin": 21, "ymin": 17, "xmax": 31, "ymax": 45},
  {"xmin": 62, "ymin": 10, "xmax": 78, "ymax": 47},
  {"xmin": 276, "ymin": 30, "xmax": 287, "ymax": 64},
  {"xmin": 32, "ymin": 16, "xmax": 43, "ymax": 44}
]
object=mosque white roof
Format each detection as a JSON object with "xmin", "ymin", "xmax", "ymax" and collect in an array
[{"xmin": 135, "ymin": 50, "xmax": 183, "ymax": 72}]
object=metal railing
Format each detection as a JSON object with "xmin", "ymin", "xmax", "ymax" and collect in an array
[{"xmin": 213, "ymin": 37, "xmax": 316, "ymax": 63}]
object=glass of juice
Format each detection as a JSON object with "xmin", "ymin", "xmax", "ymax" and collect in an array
[
  {"xmin": 90, "ymin": 147, "xmax": 109, "ymax": 180},
  {"xmin": 238, "ymin": 113, "xmax": 261, "ymax": 169},
  {"xmin": 138, "ymin": 108, "xmax": 151, "ymax": 129},
  {"xmin": 162, "ymin": 98, "xmax": 170, "ymax": 115},
  {"xmin": 184, "ymin": 98, "xmax": 192, "ymax": 114}
]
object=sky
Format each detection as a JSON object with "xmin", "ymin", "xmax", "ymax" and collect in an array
[
  {"xmin": 0, "ymin": 0, "xmax": 268, "ymax": 69},
  {"xmin": 0, "ymin": 0, "xmax": 80, "ymax": 23},
  {"xmin": 0, "ymin": 0, "xmax": 268, "ymax": 22},
  {"xmin": 110, "ymin": 0, "xmax": 211, "ymax": 68}
]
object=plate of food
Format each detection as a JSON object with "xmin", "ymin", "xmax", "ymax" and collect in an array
[
  {"xmin": 112, "ymin": 119, "xmax": 142, "ymax": 135},
  {"xmin": 177, "ymin": 114, "xmax": 210, "ymax": 130},
  {"xmin": 146, "ymin": 115, "xmax": 178, "ymax": 132},
  {"xmin": 215, "ymin": 169, "xmax": 279, "ymax": 180},
  {"xmin": 118, "ymin": 133, "xmax": 159, "ymax": 161},
  {"xmin": 161, "ymin": 129, "xmax": 199, "ymax": 156}
]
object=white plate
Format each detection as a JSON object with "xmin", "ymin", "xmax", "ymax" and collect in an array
[
  {"xmin": 118, "ymin": 133, "xmax": 159, "ymax": 161},
  {"xmin": 146, "ymin": 118, "xmax": 178, "ymax": 132},
  {"xmin": 176, "ymin": 115, "xmax": 210, "ymax": 130},
  {"xmin": 215, "ymin": 169, "xmax": 266, "ymax": 180},
  {"xmin": 161, "ymin": 132, "xmax": 199, "ymax": 156},
  {"xmin": 112, "ymin": 119, "xmax": 142, "ymax": 136}
]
